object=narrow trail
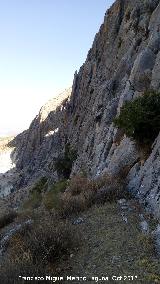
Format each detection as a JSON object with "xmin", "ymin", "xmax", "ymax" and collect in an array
[{"xmin": 60, "ymin": 200, "xmax": 160, "ymax": 283}]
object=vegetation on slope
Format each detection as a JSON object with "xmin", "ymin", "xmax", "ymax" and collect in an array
[
  {"xmin": 114, "ymin": 91, "xmax": 160, "ymax": 146},
  {"xmin": 0, "ymin": 173, "xmax": 160, "ymax": 283}
]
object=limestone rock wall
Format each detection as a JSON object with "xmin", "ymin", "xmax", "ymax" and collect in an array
[{"xmin": 11, "ymin": 0, "xmax": 160, "ymax": 217}]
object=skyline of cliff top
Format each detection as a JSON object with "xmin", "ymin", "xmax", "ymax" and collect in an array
[{"xmin": 0, "ymin": 0, "xmax": 114, "ymax": 137}]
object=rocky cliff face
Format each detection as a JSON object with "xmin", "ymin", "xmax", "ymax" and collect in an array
[
  {"xmin": 9, "ymin": 0, "xmax": 160, "ymax": 217},
  {"xmin": 10, "ymin": 88, "xmax": 71, "ymax": 186}
]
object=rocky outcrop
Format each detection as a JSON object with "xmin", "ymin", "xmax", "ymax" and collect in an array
[
  {"xmin": 10, "ymin": 88, "xmax": 71, "ymax": 186},
  {"xmin": 6, "ymin": 0, "xmax": 160, "ymax": 218},
  {"xmin": 128, "ymin": 133, "xmax": 160, "ymax": 218}
]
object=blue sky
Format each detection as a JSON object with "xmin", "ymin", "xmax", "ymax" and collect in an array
[{"xmin": 0, "ymin": 0, "xmax": 114, "ymax": 136}]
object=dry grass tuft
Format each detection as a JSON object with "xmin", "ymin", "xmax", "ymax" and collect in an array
[
  {"xmin": 6, "ymin": 214, "xmax": 79, "ymax": 264},
  {"xmin": 0, "ymin": 213, "xmax": 80, "ymax": 283},
  {"xmin": 56, "ymin": 174, "xmax": 128, "ymax": 217}
]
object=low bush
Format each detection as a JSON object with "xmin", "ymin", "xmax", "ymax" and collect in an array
[
  {"xmin": 43, "ymin": 179, "xmax": 68, "ymax": 210},
  {"xmin": 114, "ymin": 91, "xmax": 160, "ymax": 145},
  {"xmin": 68, "ymin": 175, "xmax": 91, "ymax": 196},
  {"xmin": 0, "ymin": 211, "xmax": 17, "ymax": 229},
  {"xmin": 28, "ymin": 174, "xmax": 128, "ymax": 218},
  {"xmin": 5, "ymin": 215, "xmax": 80, "ymax": 266},
  {"xmin": 21, "ymin": 177, "xmax": 48, "ymax": 210},
  {"xmin": 43, "ymin": 190, "xmax": 60, "ymax": 210},
  {"xmin": 0, "ymin": 214, "xmax": 80, "ymax": 283},
  {"xmin": 67, "ymin": 174, "xmax": 113, "ymax": 197},
  {"xmin": 57, "ymin": 174, "xmax": 127, "ymax": 217},
  {"xmin": 59, "ymin": 194, "xmax": 87, "ymax": 217}
]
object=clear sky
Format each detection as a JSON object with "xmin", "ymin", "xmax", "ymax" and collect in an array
[{"xmin": 0, "ymin": 0, "xmax": 114, "ymax": 136}]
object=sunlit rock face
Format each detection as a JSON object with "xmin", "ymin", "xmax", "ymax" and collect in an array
[{"xmin": 0, "ymin": 138, "xmax": 16, "ymax": 197}]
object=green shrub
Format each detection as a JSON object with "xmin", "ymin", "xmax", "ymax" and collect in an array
[
  {"xmin": 55, "ymin": 143, "xmax": 77, "ymax": 178},
  {"xmin": 59, "ymin": 194, "xmax": 87, "ymax": 217},
  {"xmin": 22, "ymin": 177, "xmax": 48, "ymax": 210},
  {"xmin": 43, "ymin": 180, "xmax": 68, "ymax": 210},
  {"xmin": 114, "ymin": 91, "xmax": 160, "ymax": 145}
]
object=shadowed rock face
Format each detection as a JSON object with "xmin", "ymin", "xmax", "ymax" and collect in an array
[{"xmin": 6, "ymin": 0, "xmax": 160, "ymax": 217}]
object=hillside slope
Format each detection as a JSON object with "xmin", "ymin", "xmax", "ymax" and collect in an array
[{"xmin": 8, "ymin": 0, "xmax": 160, "ymax": 218}]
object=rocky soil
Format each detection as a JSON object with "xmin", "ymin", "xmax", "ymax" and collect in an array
[
  {"xmin": 55, "ymin": 200, "xmax": 160, "ymax": 283},
  {"xmin": 0, "ymin": 198, "xmax": 160, "ymax": 283}
]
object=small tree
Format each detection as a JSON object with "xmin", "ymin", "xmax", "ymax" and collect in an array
[
  {"xmin": 55, "ymin": 144, "xmax": 77, "ymax": 178},
  {"xmin": 114, "ymin": 91, "xmax": 160, "ymax": 145}
]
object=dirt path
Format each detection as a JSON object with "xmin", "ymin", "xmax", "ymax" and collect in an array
[{"xmin": 61, "ymin": 200, "xmax": 160, "ymax": 283}]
